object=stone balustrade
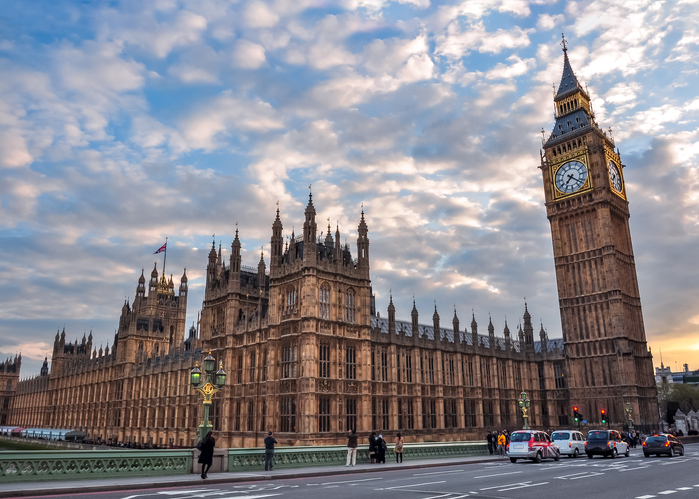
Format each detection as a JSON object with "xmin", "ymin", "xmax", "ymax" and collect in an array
[
  {"xmin": 0, "ymin": 441, "xmax": 487, "ymax": 481},
  {"xmin": 0, "ymin": 449, "xmax": 191, "ymax": 482},
  {"xmin": 228, "ymin": 441, "xmax": 488, "ymax": 470}
]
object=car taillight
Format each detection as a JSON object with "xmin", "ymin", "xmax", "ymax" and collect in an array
[
  {"xmin": 608, "ymin": 441, "xmax": 612, "ymax": 448},
  {"xmin": 664, "ymin": 442, "xmax": 670, "ymax": 447},
  {"xmin": 569, "ymin": 443, "xmax": 572, "ymax": 447},
  {"xmin": 584, "ymin": 441, "xmax": 587, "ymax": 447},
  {"xmin": 643, "ymin": 442, "xmax": 647, "ymax": 446}
]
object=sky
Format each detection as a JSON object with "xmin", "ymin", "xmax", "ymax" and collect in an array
[{"xmin": 1, "ymin": 0, "xmax": 698, "ymax": 378}]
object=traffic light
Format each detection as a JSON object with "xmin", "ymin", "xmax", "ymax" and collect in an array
[
  {"xmin": 601, "ymin": 409, "xmax": 607, "ymax": 425},
  {"xmin": 573, "ymin": 406, "xmax": 579, "ymax": 422}
]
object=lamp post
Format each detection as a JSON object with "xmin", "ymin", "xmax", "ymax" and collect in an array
[
  {"xmin": 519, "ymin": 391, "xmax": 531, "ymax": 430},
  {"xmin": 191, "ymin": 350, "xmax": 227, "ymax": 442},
  {"xmin": 625, "ymin": 402, "xmax": 634, "ymax": 432}
]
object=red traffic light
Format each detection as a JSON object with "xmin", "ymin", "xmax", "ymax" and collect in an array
[
  {"xmin": 601, "ymin": 409, "xmax": 606, "ymax": 414},
  {"xmin": 573, "ymin": 406, "xmax": 578, "ymax": 412}
]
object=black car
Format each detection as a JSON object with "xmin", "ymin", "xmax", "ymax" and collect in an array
[
  {"xmin": 585, "ymin": 429, "xmax": 630, "ymax": 458},
  {"xmin": 643, "ymin": 434, "xmax": 684, "ymax": 457}
]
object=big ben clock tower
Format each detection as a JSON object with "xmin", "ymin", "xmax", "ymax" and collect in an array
[{"xmin": 540, "ymin": 37, "xmax": 658, "ymax": 428}]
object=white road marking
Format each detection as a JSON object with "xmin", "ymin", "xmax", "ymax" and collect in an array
[
  {"xmin": 379, "ymin": 481, "xmax": 447, "ymax": 490},
  {"xmin": 658, "ymin": 491, "xmax": 677, "ymax": 495},
  {"xmin": 676, "ymin": 487, "xmax": 693, "ymax": 491},
  {"xmin": 497, "ymin": 481, "xmax": 549, "ymax": 492},
  {"xmin": 618, "ymin": 466, "xmax": 651, "ymax": 472},
  {"xmin": 568, "ymin": 472, "xmax": 605, "ymax": 480},
  {"xmin": 321, "ymin": 477, "xmax": 383, "ymax": 485},
  {"xmin": 472, "ymin": 471, "xmax": 522, "ymax": 479},
  {"xmin": 479, "ymin": 482, "xmax": 531, "ymax": 491},
  {"xmin": 413, "ymin": 469, "xmax": 465, "ymax": 476},
  {"xmin": 635, "ymin": 496, "xmax": 656, "ymax": 499}
]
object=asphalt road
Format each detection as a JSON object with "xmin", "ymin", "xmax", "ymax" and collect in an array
[{"xmin": 15, "ymin": 445, "xmax": 699, "ymax": 499}]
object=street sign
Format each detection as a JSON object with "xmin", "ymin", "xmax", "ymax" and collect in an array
[{"xmin": 582, "ymin": 420, "xmax": 587, "ymax": 424}]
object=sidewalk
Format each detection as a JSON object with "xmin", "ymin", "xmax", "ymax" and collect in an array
[{"xmin": 0, "ymin": 453, "xmax": 503, "ymax": 498}]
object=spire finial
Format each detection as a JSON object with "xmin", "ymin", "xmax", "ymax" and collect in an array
[
  {"xmin": 561, "ymin": 32, "xmax": 568, "ymax": 53},
  {"xmin": 309, "ymin": 184, "xmax": 312, "ymax": 202}
]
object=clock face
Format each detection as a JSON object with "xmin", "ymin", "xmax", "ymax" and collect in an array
[
  {"xmin": 608, "ymin": 160, "xmax": 622, "ymax": 192},
  {"xmin": 554, "ymin": 160, "xmax": 588, "ymax": 194}
]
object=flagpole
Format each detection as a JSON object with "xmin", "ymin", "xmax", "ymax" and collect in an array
[{"xmin": 163, "ymin": 237, "xmax": 168, "ymax": 276}]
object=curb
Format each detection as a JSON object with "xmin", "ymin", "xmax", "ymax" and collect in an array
[{"xmin": 0, "ymin": 456, "xmax": 500, "ymax": 498}]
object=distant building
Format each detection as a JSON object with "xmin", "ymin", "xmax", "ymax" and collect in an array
[
  {"xmin": 656, "ymin": 363, "xmax": 699, "ymax": 386},
  {"xmin": 0, "ymin": 356, "xmax": 20, "ymax": 426}
]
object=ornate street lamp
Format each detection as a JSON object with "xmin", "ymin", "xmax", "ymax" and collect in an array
[
  {"xmin": 519, "ymin": 391, "xmax": 531, "ymax": 430},
  {"xmin": 191, "ymin": 350, "xmax": 226, "ymax": 441},
  {"xmin": 625, "ymin": 402, "xmax": 635, "ymax": 432}
]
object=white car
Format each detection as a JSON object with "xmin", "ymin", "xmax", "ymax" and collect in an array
[{"xmin": 551, "ymin": 430, "xmax": 586, "ymax": 458}]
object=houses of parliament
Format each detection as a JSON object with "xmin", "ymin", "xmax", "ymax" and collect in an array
[{"xmin": 6, "ymin": 43, "xmax": 659, "ymax": 448}]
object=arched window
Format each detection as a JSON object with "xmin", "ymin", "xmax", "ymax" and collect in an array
[
  {"xmin": 346, "ymin": 289, "xmax": 356, "ymax": 324},
  {"xmin": 286, "ymin": 287, "xmax": 297, "ymax": 312},
  {"xmin": 320, "ymin": 283, "xmax": 330, "ymax": 319},
  {"xmin": 138, "ymin": 342, "xmax": 144, "ymax": 352}
]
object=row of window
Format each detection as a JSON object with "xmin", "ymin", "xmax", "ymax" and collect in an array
[{"xmin": 285, "ymin": 285, "xmax": 356, "ymax": 323}]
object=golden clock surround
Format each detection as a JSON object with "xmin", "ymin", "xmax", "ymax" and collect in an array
[{"xmin": 550, "ymin": 152, "xmax": 592, "ymax": 201}]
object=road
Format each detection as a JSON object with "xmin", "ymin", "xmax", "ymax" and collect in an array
[{"xmin": 14, "ymin": 445, "xmax": 699, "ymax": 499}]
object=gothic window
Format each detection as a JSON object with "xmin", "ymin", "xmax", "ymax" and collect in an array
[
  {"xmin": 554, "ymin": 363, "xmax": 566, "ymax": 389},
  {"xmin": 420, "ymin": 356, "xmax": 425, "ymax": 384},
  {"xmin": 319, "ymin": 343, "xmax": 330, "ymax": 378},
  {"xmin": 281, "ymin": 343, "xmax": 298, "ymax": 379},
  {"xmin": 500, "ymin": 400, "xmax": 511, "ymax": 426},
  {"xmin": 538, "ymin": 362, "xmax": 546, "ymax": 390},
  {"xmin": 249, "ymin": 351, "xmax": 256, "ymax": 383},
  {"xmin": 381, "ymin": 350, "xmax": 388, "ymax": 382},
  {"xmin": 234, "ymin": 401, "xmax": 241, "ymax": 431},
  {"xmin": 498, "ymin": 360, "xmax": 507, "ymax": 389},
  {"xmin": 346, "ymin": 398, "xmax": 357, "ymax": 432},
  {"xmin": 481, "ymin": 359, "xmax": 491, "ymax": 387},
  {"xmin": 422, "ymin": 399, "xmax": 436, "ymax": 429},
  {"xmin": 247, "ymin": 401, "xmax": 254, "ymax": 431},
  {"xmin": 371, "ymin": 349, "xmax": 375, "ymax": 381},
  {"xmin": 345, "ymin": 289, "xmax": 355, "ymax": 323},
  {"xmin": 237, "ymin": 354, "xmax": 243, "ymax": 384},
  {"xmin": 286, "ymin": 287, "xmax": 297, "ymax": 312},
  {"xmin": 483, "ymin": 400, "xmax": 494, "ymax": 427},
  {"xmin": 406, "ymin": 400, "xmax": 414, "ymax": 430},
  {"xmin": 464, "ymin": 399, "xmax": 476, "ymax": 427},
  {"xmin": 320, "ymin": 283, "xmax": 331, "ymax": 319},
  {"xmin": 442, "ymin": 356, "xmax": 446, "ymax": 385},
  {"xmin": 445, "ymin": 399, "xmax": 457, "ymax": 429},
  {"xmin": 428, "ymin": 354, "xmax": 434, "ymax": 384},
  {"xmin": 216, "ymin": 307, "xmax": 224, "ymax": 332},
  {"xmin": 261, "ymin": 401, "xmax": 267, "ymax": 431},
  {"xmin": 345, "ymin": 346, "xmax": 356, "ymax": 380},
  {"xmin": 396, "ymin": 351, "xmax": 401, "ymax": 383},
  {"xmin": 318, "ymin": 397, "xmax": 331, "ymax": 432},
  {"xmin": 406, "ymin": 354, "xmax": 412, "ymax": 383},
  {"xmin": 262, "ymin": 348, "xmax": 268, "ymax": 381},
  {"xmin": 382, "ymin": 399, "xmax": 389, "ymax": 430},
  {"xmin": 154, "ymin": 344, "xmax": 159, "ymax": 356},
  {"xmin": 449, "ymin": 358, "xmax": 455, "ymax": 386},
  {"xmin": 138, "ymin": 342, "xmax": 144, "ymax": 353},
  {"xmin": 280, "ymin": 398, "xmax": 296, "ymax": 432}
]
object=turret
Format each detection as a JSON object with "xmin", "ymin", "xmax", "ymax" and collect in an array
[
  {"xmin": 504, "ymin": 320, "xmax": 511, "ymax": 350},
  {"xmin": 357, "ymin": 207, "xmax": 369, "ymax": 277},
  {"xmin": 523, "ymin": 301, "xmax": 534, "ymax": 351},
  {"xmin": 40, "ymin": 357, "xmax": 49, "ymax": 376},
  {"xmin": 303, "ymin": 192, "xmax": 317, "ymax": 266},
  {"xmin": 271, "ymin": 207, "xmax": 283, "ymax": 272},
  {"xmin": 433, "ymin": 302, "xmax": 440, "ymax": 339},
  {"xmin": 136, "ymin": 268, "xmax": 146, "ymax": 298},
  {"xmin": 540, "ymin": 322, "xmax": 548, "ymax": 353},
  {"xmin": 452, "ymin": 307, "xmax": 460, "ymax": 342},
  {"xmin": 411, "ymin": 298, "xmax": 419, "ymax": 336},
  {"xmin": 257, "ymin": 249, "xmax": 266, "ymax": 288},
  {"xmin": 334, "ymin": 223, "xmax": 342, "ymax": 262},
  {"xmin": 387, "ymin": 292, "xmax": 396, "ymax": 335},
  {"xmin": 180, "ymin": 268, "xmax": 188, "ymax": 296},
  {"xmin": 471, "ymin": 312, "xmax": 478, "ymax": 348},
  {"xmin": 207, "ymin": 239, "xmax": 217, "ymax": 284},
  {"xmin": 150, "ymin": 262, "xmax": 158, "ymax": 293},
  {"xmin": 488, "ymin": 314, "xmax": 495, "ymax": 349}
]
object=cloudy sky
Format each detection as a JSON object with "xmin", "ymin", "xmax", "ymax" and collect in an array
[{"xmin": 1, "ymin": 0, "xmax": 698, "ymax": 377}]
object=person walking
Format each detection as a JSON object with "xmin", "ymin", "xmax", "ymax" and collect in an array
[
  {"xmin": 197, "ymin": 431, "xmax": 215, "ymax": 479},
  {"xmin": 264, "ymin": 431, "xmax": 278, "ymax": 471},
  {"xmin": 346, "ymin": 429, "xmax": 358, "ymax": 467},
  {"xmin": 369, "ymin": 432, "xmax": 377, "ymax": 463},
  {"xmin": 395, "ymin": 433, "xmax": 404, "ymax": 463},
  {"xmin": 376, "ymin": 434, "xmax": 387, "ymax": 464},
  {"xmin": 497, "ymin": 431, "xmax": 506, "ymax": 457},
  {"xmin": 487, "ymin": 431, "xmax": 494, "ymax": 455}
]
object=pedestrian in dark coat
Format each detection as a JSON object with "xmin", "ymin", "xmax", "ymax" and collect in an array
[
  {"xmin": 486, "ymin": 431, "xmax": 494, "ymax": 455},
  {"xmin": 197, "ymin": 431, "xmax": 215, "ymax": 479},
  {"xmin": 376, "ymin": 434, "xmax": 387, "ymax": 464},
  {"xmin": 264, "ymin": 431, "xmax": 278, "ymax": 471},
  {"xmin": 369, "ymin": 432, "xmax": 377, "ymax": 463}
]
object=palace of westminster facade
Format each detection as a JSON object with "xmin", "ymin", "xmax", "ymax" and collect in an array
[{"xmin": 7, "ymin": 44, "xmax": 659, "ymax": 448}]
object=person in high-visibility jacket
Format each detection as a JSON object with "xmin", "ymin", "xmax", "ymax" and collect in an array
[{"xmin": 497, "ymin": 432, "xmax": 507, "ymax": 457}]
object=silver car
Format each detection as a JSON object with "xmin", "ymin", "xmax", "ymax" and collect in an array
[
  {"xmin": 551, "ymin": 430, "xmax": 586, "ymax": 458},
  {"xmin": 508, "ymin": 430, "xmax": 561, "ymax": 463}
]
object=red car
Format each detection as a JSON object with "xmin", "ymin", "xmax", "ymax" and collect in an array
[{"xmin": 507, "ymin": 430, "xmax": 561, "ymax": 463}]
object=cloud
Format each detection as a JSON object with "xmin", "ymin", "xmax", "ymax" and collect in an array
[
  {"xmin": 537, "ymin": 13, "xmax": 564, "ymax": 31},
  {"xmin": 245, "ymin": 1, "xmax": 280, "ymax": 28},
  {"xmin": 232, "ymin": 40, "xmax": 267, "ymax": 69}
]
